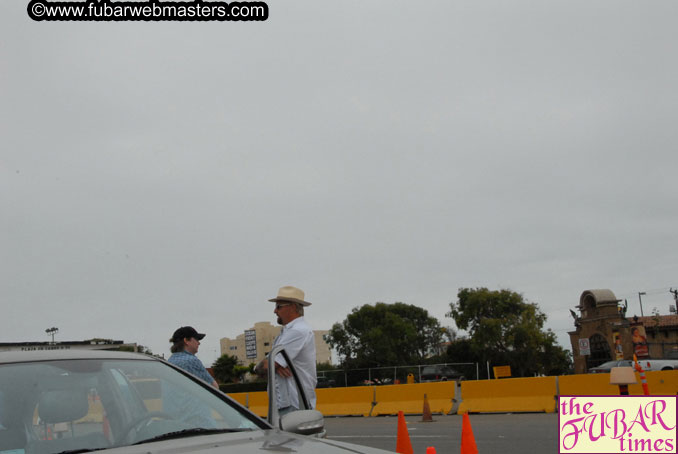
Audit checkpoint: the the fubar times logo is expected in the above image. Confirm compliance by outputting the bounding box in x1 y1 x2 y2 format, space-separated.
559 396 677 453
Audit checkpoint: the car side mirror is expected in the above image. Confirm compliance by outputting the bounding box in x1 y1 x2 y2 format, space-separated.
279 409 324 435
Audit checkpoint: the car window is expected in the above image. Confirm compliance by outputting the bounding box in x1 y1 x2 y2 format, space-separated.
0 358 263 454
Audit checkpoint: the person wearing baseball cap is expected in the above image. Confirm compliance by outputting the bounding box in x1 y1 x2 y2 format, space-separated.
168 326 218 388
255 286 317 415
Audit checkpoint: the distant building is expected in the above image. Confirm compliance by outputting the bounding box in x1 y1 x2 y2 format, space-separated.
220 321 332 365
568 289 678 374
0 339 138 352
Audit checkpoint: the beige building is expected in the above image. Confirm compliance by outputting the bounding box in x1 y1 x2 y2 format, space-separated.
220 321 332 366
568 289 678 374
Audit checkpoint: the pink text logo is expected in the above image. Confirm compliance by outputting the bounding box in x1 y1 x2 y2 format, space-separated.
559 396 677 453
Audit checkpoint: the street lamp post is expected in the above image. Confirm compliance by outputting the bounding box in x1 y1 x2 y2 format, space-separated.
638 292 646 317
45 327 59 344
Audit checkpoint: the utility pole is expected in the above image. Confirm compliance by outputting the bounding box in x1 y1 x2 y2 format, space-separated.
670 288 678 302
45 327 59 344
638 292 646 317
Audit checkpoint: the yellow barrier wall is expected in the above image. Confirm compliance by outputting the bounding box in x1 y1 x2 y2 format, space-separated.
226 391 269 418
458 376 557 414
559 373 641 396
246 391 269 418
223 371 675 418
230 387 375 417
559 370 678 396
76 397 104 423
645 370 678 394
372 382 455 416
227 392 249 408
143 398 162 412
316 386 374 416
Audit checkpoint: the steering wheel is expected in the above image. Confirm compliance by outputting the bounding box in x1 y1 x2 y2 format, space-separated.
118 411 174 442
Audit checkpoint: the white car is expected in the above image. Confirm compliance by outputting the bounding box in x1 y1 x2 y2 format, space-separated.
634 358 678 371
588 358 677 373
0 348 393 454
588 359 634 373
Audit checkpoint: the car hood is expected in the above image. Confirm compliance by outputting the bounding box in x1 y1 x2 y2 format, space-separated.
100 429 394 454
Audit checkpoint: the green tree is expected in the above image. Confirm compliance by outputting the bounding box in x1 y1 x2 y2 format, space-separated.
316 362 339 372
233 364 253 382
447 288 572 377
211 354 239 383
327 302 446 369
442 337 476 364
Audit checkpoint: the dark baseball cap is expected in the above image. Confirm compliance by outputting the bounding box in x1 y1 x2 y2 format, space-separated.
170 326 206 343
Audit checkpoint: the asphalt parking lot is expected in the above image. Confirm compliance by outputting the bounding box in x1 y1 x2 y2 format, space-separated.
324 413 559 453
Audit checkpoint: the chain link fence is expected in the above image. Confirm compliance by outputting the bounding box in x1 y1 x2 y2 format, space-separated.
317 362 478 387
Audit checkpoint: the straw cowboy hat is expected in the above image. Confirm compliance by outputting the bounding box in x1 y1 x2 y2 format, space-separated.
268 286 312 306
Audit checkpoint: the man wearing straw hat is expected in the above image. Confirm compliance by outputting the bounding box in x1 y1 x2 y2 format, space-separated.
255 286 317 415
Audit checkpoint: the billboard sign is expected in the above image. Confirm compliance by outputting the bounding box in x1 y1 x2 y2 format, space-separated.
245 329 257 359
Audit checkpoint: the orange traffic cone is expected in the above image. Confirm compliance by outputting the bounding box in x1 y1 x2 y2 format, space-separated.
633 354 650 396
422 393 433 422
396 411 414 454
426 447 437 454
461 412 478 454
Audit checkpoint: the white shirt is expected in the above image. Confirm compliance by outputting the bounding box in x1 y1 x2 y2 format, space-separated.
272 316 317 410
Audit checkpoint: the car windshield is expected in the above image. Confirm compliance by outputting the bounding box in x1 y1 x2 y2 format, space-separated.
0 358 263 454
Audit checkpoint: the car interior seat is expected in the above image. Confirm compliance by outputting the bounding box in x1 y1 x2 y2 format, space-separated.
0 389 28 453
26 389 109 454
0 419 28 453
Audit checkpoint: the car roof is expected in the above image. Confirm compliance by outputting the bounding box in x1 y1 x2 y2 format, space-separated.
592 361 615 367
594 360 628 367
0 349 159 364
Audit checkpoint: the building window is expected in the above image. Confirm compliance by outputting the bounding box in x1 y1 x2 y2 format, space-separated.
586 333 612 370
264 342 270 346
229 346 237 350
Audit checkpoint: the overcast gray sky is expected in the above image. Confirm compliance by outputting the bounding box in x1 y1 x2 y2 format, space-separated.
2 0 677 366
